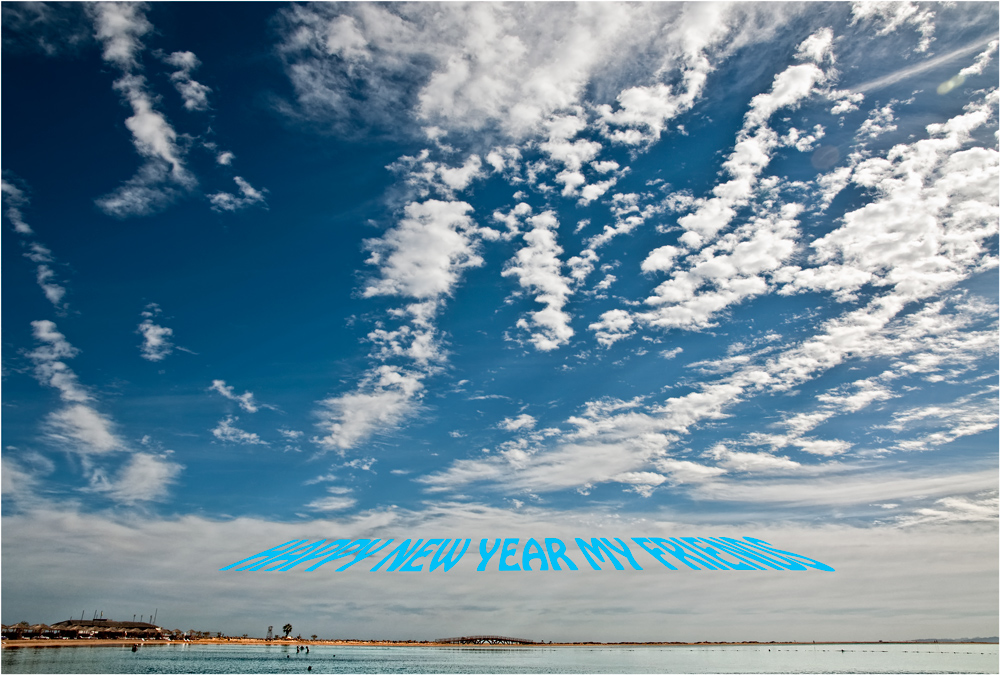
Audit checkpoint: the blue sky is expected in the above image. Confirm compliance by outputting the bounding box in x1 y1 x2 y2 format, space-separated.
2 2 998 642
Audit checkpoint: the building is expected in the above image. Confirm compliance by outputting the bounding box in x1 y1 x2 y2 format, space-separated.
48 618 166 639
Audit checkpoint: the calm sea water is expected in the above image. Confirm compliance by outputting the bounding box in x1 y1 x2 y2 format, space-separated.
2 643 997 674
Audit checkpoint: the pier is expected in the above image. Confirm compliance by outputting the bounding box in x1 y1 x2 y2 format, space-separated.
437 635 536 645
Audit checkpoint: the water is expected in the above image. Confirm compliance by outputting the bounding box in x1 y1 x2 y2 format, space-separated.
2 643 997 674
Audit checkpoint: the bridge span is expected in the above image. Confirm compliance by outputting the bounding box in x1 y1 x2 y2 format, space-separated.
437 635 536 645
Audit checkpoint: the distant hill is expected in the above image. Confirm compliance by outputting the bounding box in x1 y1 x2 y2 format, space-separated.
912 637 998 644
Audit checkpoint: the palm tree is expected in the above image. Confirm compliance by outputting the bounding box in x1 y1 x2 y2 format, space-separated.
282 624 293 638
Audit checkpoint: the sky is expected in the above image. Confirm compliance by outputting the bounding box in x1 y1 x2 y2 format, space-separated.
1 1 998 643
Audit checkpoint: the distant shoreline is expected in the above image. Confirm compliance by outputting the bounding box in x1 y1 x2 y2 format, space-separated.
4 638 995 649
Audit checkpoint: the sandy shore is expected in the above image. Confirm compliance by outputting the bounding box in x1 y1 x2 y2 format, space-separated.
4 638 987 649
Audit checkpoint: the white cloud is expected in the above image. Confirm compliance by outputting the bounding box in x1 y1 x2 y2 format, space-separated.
3 182 70 309
367 323 445 368
314 366 424 453
89 3 195 218
638 208 801 331
88 2 150 70
886 392 999 453
343 457 377 472
690 468 997 508
502 211 576 351
27 320 127 456
45 404 123 455
853 37 995 94
850 1 935 53
1 455 50 503
795 27 834 64
208 176 267 212
28 320 89 403
857 103 897 139
209 380 265 413
211 416 267 445
387 152 487 200
137 304 174 361
274 3 798 143
668 45 827 250
589 309 635 348
94 163 181 218
786 91 999 304
363 200 482 301
499 414 536 432
163 50 211 111
654 458 727 485
112 73 192 185
2 178 34 234
305 495 358 512
707 444 802 473
437 155 483 193
35 265 67 308
587 192 663 250
958 39 998 79
90 452 183 504
641 245 684 274
583 34 834 346
893 492 998 527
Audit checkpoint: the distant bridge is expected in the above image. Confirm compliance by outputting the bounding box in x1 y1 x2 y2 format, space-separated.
437 635 536 645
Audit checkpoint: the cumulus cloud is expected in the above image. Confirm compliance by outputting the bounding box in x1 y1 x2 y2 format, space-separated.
502 211 576 351
314 366 424 453
26 320 132 458
589 309 635 348
578 36 834 346
669 40 829 250
782 91 999 303
312 194 495 449
587 192 664 250
857 103 897 139
208 176 267 212
137 303 174 361
707 444 803 473
274 3 798 144
2 178 34 234
499 414 537 432
211 415 267 446
364 200 483 301
276 4 636 139
162 50 211 111
88 3 195 217
29 320 90 404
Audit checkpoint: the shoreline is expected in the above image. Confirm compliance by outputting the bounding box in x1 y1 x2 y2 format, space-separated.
4 638 994 649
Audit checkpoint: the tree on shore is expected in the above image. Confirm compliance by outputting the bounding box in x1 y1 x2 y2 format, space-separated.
283 624 293 638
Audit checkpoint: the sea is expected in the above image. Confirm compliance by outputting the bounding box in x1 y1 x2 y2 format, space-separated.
2 643 997 674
